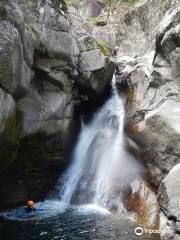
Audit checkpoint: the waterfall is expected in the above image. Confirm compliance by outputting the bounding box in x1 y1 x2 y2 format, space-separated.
51 75 140 212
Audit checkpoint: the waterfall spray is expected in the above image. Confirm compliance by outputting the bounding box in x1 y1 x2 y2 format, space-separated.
51 75 141 212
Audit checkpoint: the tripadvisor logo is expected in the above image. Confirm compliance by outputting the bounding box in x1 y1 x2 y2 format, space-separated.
135 227 144 236
135 226 174 236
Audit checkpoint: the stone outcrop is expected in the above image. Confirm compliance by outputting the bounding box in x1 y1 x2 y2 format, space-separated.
73 0 104 19
117 0 180 57
158 164 180 221
67 0 126 51
0 89 17 172
160 211 176 240
0 18 32 98
116 1 180 179
114 1 180 237
123 177 159 228
78 36 115 94
0 0 115 209
158 164 180 239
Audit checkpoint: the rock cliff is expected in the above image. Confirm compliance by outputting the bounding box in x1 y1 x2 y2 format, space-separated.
0 0 115 208
113 0 180 238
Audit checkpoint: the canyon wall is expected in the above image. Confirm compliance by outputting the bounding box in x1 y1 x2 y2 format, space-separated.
0 0 115 208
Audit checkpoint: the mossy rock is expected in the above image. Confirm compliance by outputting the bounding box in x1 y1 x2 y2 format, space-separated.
0 131 68 205
0 113 19 172
89 17 107 26
0 4 7 19
15 131 67 198
89 17 98 25
95 39 111 58
17 132 66 168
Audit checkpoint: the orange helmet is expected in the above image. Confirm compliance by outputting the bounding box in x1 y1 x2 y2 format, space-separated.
27 200 34 207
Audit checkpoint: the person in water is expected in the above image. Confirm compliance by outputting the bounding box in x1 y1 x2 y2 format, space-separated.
25 200 36 212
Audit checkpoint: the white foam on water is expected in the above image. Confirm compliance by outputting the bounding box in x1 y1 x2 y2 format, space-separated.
76 204 111 215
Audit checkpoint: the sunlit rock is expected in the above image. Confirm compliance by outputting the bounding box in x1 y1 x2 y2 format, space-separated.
123 178 159 228
158 164 180 221
159 211 176 240
78 36 115 94
0 21 33 98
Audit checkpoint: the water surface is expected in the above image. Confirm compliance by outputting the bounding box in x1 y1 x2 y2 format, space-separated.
0 201 158 240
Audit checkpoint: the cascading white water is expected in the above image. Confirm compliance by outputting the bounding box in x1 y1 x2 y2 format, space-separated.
52 75 140 211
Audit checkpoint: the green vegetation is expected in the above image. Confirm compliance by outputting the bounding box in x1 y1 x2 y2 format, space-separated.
15 131 66 197
89 17 98 25
0 113 19 169
95 39 111 58
89 17 107 26
4 114 19 149
0 3 7 17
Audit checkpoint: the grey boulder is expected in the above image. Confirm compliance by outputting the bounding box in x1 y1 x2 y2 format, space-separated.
0 21 32 97
79 36 115 94
158 164 180 221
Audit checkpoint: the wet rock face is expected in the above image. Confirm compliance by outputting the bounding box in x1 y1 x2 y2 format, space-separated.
123 178 159 228
0 131 67 209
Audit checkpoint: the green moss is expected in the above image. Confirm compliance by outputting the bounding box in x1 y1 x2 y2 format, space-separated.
4 113 19 146
17 132 66 180
11 131 67 196
0 113 19 169
89 17 98 24
0 4 7 18
88 17 107 26
95 39 111 58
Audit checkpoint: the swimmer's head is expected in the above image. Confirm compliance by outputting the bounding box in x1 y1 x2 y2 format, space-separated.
26 200 34 207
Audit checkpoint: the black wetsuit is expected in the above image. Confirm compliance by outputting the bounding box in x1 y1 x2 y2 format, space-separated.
25 207 36 213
